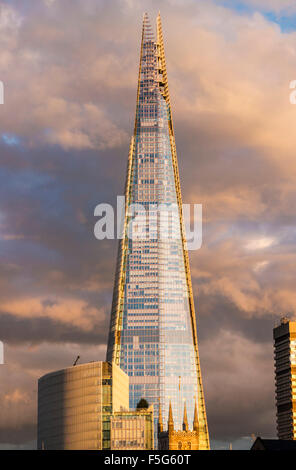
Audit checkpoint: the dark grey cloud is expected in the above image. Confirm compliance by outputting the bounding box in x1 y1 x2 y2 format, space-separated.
0 426 36 446
0 312 109 345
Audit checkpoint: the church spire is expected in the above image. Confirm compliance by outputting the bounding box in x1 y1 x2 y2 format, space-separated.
193 398 199 432
183 401 189 431
158 398 163 433
168 400 174 433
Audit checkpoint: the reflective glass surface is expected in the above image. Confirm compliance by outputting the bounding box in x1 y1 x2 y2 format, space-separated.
118 17 198 436
106 17 205 448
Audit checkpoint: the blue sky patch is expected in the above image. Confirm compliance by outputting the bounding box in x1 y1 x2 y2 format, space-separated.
215 0 296 32
2 133 21 146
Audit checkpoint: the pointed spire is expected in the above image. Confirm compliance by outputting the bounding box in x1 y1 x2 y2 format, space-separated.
193 398 199 432
156 13 171 106
158 398 163 434
168 400 174 433
142 11 154 42
183 401 189 431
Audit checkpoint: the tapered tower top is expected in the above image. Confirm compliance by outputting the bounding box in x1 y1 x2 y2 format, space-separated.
142 12 154 41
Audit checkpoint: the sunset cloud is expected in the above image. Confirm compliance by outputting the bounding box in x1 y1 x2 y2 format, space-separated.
1 296 107 330
245 237 276 250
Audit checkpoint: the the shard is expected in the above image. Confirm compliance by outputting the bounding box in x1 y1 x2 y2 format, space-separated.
106 13 210 449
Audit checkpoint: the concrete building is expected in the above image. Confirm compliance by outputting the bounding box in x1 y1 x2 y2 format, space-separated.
37 361 129 449
158 400 199 450
273 318 296 439
111 407 154 450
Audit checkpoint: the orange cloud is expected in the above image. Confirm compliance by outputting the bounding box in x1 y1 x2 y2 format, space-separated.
1 297 106 330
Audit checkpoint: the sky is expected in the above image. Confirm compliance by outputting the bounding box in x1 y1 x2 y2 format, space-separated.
0 0 296 450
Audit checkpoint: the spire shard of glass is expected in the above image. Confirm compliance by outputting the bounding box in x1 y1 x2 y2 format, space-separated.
106 13 210 450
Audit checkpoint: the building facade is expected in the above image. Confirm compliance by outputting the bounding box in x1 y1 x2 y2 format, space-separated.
273 318 296 439
111 407 154 450
37 361 129 450
158 401 199 450
106 13 209 449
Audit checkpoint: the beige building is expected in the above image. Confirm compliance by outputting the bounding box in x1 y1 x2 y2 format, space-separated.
273 318 296 439
37 361 129 450
111 407 154 450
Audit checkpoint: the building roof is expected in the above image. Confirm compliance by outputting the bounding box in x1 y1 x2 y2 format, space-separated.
251 437 296 451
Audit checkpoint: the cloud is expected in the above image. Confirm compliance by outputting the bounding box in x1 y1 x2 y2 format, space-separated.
1 296 107 330
44 0 56 7
201 329 276 440
0 312 108 345
245 237 276 250
34 101 128 150
253 260 269 272
4 389 30 405
0 342 106 445
0 1 131 150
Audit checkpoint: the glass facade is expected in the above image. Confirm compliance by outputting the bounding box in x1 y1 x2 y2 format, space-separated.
107 13 209 449
111 408 154 450
37 362 129 449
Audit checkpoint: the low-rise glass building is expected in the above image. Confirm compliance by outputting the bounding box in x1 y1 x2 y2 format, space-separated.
111 407 154 450
37 361 129 450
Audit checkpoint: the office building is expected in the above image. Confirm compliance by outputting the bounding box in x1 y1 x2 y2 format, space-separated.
273 318 296 439
111 407 154 450
106 12 209 449
37 361 129 449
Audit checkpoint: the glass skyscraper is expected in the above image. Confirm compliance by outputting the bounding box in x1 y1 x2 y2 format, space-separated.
107 13 209 450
